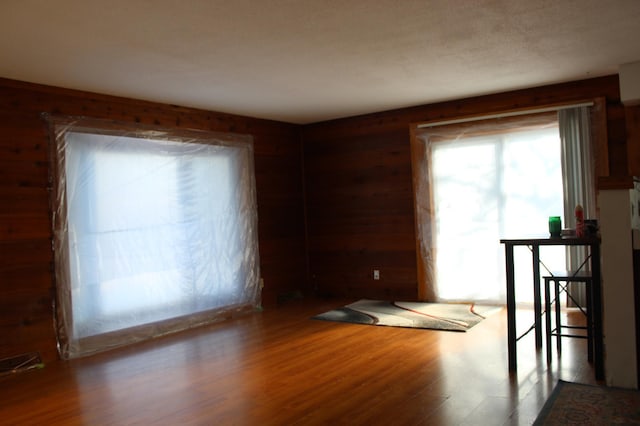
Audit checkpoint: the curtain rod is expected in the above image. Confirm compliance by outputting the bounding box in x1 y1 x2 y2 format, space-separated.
416 101 594 129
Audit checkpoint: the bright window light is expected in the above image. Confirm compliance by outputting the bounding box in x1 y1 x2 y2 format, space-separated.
50 120 261 358
432 127 565 303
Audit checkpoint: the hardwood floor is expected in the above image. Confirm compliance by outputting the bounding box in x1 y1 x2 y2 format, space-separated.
0 298 598 425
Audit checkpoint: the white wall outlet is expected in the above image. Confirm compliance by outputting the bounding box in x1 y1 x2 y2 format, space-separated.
373 269 380 280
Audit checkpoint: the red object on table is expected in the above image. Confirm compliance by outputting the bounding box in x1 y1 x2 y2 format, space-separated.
575 204 584 237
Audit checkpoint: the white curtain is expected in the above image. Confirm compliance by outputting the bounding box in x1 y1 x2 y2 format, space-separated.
559 106 595 304
560 106 596 227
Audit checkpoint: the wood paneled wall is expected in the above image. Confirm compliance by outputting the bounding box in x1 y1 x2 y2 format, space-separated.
301 75 627 300
0 78 306 363
303 129 417 300
626 105 640 176
2 74 634 362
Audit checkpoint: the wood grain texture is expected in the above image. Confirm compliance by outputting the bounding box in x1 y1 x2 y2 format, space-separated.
1 74 636 366
626 104 640 176
0 299 599 425
304 129 418 299
302 75 628 301
0 78 306 362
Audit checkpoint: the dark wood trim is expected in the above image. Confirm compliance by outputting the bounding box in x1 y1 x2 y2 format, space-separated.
598 175 635 190
634 248 640 388
592 97 610 178
626 104 640 176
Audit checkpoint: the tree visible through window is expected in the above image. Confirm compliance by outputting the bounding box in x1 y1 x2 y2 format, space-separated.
411 112 567 304
431 126 565 303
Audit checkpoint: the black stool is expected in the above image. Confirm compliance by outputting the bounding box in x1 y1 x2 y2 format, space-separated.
543 271 593 364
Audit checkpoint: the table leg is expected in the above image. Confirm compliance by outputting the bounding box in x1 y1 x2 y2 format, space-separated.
505 244 517 371
532 245 542 349
591 242 604 380
545 277 552 364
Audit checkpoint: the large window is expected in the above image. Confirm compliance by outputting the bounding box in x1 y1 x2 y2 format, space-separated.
411 105 598 304
50 118 261 358
430 126 565 302
411 112 575 304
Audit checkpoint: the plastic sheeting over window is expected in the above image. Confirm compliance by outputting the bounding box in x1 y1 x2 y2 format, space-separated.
411 112 565 304
47 116 261 358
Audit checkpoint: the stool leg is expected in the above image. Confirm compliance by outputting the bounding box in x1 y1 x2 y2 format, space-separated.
545 278 552 364
555 280 562 355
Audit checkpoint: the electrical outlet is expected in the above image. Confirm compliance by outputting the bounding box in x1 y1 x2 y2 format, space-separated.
373 269 380 280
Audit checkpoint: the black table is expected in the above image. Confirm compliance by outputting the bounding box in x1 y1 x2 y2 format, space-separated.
500 236 603 380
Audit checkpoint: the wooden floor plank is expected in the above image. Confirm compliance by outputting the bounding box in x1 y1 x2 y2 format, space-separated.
0 299 598 425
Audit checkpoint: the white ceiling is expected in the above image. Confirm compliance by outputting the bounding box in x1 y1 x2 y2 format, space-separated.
2 1 640 124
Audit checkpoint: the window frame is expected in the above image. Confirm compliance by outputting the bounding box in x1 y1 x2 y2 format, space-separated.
409 100 606 302
47 116 261 359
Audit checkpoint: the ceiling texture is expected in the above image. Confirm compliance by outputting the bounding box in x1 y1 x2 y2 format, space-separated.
2 0 640 124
